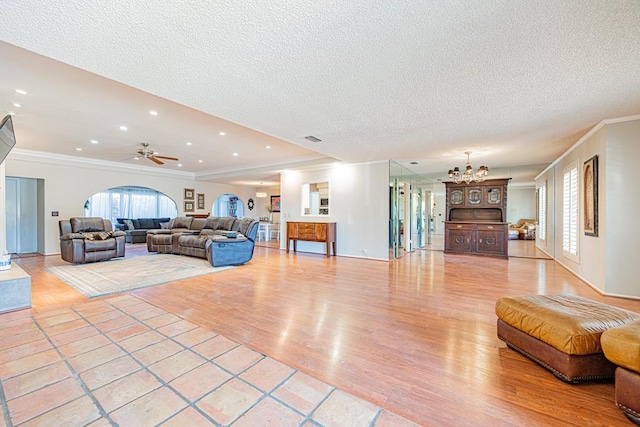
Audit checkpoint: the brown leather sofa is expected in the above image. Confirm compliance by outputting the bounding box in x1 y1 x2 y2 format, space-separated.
59 217 126 263
147 216 259 266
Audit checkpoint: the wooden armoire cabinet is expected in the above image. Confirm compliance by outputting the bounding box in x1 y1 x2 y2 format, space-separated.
444 178 510 259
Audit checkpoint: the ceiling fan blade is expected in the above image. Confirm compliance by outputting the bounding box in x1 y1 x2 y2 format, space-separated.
154 155 179 161
149 156 164 165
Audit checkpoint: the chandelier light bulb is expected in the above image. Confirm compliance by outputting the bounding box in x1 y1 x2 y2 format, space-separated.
448 151 489 184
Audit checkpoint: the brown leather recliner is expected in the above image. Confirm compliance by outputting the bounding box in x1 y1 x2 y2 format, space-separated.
59 217 126 263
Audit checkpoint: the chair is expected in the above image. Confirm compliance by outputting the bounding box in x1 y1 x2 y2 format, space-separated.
59 217 126 263
257 222 268 241
269 222 280 241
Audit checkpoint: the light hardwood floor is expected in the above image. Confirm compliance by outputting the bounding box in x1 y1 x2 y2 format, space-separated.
13 244 640 426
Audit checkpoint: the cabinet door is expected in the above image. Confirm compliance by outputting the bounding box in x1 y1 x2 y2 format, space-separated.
445 226 474 252
286 222 299 239
315 223 327 241
476 229 506 255
485 186 502 205
449 189 464 205
465 187 483 207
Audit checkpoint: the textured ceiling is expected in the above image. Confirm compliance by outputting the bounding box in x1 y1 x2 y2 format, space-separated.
1 1 640 185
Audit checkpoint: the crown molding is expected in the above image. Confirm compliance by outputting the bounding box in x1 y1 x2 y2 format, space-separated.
8 148 195 179
535 114 640 180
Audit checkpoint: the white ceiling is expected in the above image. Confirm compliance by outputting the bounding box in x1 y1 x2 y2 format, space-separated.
1 1 640 186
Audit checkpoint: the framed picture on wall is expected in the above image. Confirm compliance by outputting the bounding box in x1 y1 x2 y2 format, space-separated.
184 188 194 200
184 201 194 213
197 193 205 210
583 155 598 237
271 195 281 213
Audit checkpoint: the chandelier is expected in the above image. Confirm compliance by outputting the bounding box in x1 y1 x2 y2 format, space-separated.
448 151 489 184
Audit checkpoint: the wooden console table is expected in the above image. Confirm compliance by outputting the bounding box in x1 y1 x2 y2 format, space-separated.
286 221 336 257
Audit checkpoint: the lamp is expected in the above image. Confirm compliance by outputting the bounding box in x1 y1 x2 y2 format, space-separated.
256 192 267 198
448 151 489 184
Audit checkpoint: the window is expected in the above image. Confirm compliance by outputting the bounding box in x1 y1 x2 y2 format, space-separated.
537 183 547 241
562 165 578 257
84 186 177 222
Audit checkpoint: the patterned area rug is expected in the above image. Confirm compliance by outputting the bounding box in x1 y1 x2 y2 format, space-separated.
45 254 232 298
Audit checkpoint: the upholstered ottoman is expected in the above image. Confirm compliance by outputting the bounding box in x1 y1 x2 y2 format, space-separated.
496 294 640 383
602 320 640 425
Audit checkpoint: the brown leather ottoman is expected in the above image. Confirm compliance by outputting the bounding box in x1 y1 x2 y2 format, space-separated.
602 320 640 424
496 294 640 383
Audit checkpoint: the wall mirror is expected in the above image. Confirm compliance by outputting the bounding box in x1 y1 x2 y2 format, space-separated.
302 181 329 215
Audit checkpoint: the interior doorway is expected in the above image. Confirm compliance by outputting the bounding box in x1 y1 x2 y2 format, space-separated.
212 194 245 218
5 176 41 254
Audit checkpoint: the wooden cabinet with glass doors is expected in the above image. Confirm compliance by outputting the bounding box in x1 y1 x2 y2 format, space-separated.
444 179 510 258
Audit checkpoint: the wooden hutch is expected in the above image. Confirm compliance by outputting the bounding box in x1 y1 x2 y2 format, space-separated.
444 178 510 259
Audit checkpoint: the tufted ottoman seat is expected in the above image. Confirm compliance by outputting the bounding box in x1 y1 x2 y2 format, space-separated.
602 320 640 424
496 294 640 383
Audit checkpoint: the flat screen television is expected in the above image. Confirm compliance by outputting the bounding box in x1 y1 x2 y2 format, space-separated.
0 115 17 164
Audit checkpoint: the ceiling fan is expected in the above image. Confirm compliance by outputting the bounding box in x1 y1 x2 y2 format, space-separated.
133 142 179 165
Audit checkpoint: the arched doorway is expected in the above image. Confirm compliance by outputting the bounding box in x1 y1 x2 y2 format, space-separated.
84 186 178 223
212 194 245 218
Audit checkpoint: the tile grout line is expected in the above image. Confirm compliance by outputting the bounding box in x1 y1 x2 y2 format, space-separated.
116 297 374 426
81 300 224 426
31 316 115 426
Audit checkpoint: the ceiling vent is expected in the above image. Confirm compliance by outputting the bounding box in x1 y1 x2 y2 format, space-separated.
304 135 322 143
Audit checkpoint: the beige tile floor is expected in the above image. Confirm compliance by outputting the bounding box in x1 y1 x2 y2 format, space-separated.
0 295 419 426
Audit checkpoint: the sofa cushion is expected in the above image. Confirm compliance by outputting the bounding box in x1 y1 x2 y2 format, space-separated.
160 222 170 229
496 294 640 355
602 320 640 373
123 219 135 230
153 218 171 228
172 217 194 229
137 218 156 229
232 218 255 236
71 217 106 233
216 217 235 230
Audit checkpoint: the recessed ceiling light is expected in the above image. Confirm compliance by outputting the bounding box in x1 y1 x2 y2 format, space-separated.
76 148 82 151
149 111 158 116
186 142 192 146
119 125 128 131
90 140 98 144
178 164 183 167
12 103 21 108
198 160 203 163
219 132 226 136
134 156 140 160
232 153 239 157
266 146 271 149
8 111 15 116
14 89 27 95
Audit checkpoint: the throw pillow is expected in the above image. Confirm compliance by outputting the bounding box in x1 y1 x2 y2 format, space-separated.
123 219 135 230
80 232 95 240
93 232 111 240
173 217 193 229
160 222 170 229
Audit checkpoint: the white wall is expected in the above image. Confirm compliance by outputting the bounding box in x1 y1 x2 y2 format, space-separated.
605 120 640 297
506 186 536 224
6 151 253 255
280 161 389 260
536 117 640 298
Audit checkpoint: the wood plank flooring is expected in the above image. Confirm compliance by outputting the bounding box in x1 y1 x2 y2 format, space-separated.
12 245 640 426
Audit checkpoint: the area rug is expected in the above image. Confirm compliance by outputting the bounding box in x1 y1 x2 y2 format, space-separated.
45 254 232 298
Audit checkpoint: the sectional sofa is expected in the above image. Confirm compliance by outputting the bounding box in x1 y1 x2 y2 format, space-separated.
115 217 171 243
146 216 259 266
